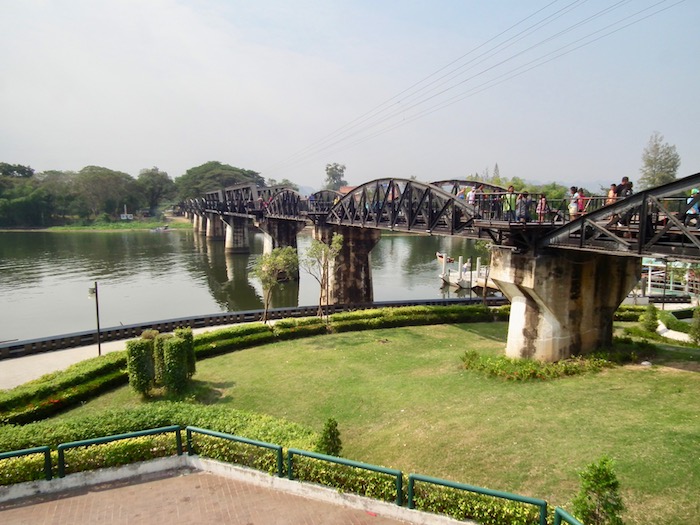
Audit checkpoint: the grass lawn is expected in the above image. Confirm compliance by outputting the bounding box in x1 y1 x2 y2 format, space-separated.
60 322 699 525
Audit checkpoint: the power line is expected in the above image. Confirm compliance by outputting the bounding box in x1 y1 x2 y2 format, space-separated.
262 1 685 176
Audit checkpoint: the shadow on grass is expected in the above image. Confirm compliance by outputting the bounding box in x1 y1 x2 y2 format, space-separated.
145 380 236 404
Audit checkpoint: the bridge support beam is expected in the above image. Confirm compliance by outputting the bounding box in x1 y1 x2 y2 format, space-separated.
257 219 306 254
206 213 225 240
222 217 251 253
490 247 641 362
314 225 381 305
196 213 208 235
256 218 306 279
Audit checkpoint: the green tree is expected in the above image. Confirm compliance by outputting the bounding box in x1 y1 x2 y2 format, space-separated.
74 166 141 218
572 456 626 525
641 303 658 333
137 167 176 215
36 170 79 221
639 131 681 189
690 307 700 346
174 161 263 200
301 233 343 320
0 162 34 178
251 246 299 323
323 163 348 191
315 418 342 457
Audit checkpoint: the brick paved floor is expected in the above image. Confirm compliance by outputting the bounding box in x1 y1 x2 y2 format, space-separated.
0 470 415 525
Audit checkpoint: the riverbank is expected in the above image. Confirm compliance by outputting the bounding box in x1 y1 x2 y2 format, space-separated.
0 215 192 233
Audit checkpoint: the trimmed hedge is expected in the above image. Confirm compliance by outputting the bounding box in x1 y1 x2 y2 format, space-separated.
0 352 126 413
126 338 154 396
412 483 542 525
0 369 127 425
272 317 328 340
0 403 317 484
163 335 190 394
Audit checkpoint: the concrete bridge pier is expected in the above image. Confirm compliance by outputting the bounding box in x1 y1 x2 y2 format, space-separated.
489 247 641 362
256 218 307 280
196 214 208 235
257 219 307 254
206 213 225 240
314 225 381 305
223 217 251 253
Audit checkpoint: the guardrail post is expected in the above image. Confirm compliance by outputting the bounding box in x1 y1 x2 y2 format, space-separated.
186 427 194 455
57 446 65 478
175 427 183 456
287 451 295 480
43 449 53 480
276 448 284 478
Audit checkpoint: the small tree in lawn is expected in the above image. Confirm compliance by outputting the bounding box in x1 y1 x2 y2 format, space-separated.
301 233 343 322
315 418 342 457
690 306 700 346
641 302 658 334
572 456 626 525
252 246 299 323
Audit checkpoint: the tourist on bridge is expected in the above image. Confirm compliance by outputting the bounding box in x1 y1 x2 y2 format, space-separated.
516 191 532 223
606 183 617 205
615 176 633 198
502 185 517 222
577 188 588 215
568 186 580 220
684 188 700 227
466 186 476 205
536 193 550 222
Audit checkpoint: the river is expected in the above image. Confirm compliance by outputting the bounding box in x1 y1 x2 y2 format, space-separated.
0 229 488 342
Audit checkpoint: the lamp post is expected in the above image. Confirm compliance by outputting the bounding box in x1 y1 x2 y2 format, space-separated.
88 281 102 356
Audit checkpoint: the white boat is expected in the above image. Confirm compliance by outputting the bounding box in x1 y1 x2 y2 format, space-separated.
437 253 497 291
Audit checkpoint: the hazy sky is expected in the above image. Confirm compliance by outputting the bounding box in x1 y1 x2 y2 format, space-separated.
1 0 697 191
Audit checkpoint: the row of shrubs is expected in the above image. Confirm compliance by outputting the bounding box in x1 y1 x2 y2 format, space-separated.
0 404 546 525
460 335 658 381
0 304 655 425
127 327 196 396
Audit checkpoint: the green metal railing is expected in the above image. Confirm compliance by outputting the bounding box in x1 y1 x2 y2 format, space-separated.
553 507 584 525
185 426 284 478
407 473 548 525
56 425 182 478
1 427 589 525
287 448 404 506
0 446 52 481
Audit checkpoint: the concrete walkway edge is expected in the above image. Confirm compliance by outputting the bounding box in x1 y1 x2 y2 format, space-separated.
1 455 472 525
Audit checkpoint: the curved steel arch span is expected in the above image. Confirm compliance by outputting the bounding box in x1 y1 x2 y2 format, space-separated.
264 188 306 221
430 179 508 195
537 171 700 260
324 178 479 235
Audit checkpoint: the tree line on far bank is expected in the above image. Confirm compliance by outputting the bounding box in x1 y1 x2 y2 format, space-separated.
0 161 268 227
0 132 681 227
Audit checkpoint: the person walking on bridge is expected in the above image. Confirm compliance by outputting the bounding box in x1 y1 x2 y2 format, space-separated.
685 188 700 227
502 185 517 222
568 186 580 220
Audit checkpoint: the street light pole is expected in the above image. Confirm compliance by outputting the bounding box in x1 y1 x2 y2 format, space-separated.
89 281 102 356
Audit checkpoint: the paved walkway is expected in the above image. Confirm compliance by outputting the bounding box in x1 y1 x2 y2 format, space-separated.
0 470 422 525
0 324 246 390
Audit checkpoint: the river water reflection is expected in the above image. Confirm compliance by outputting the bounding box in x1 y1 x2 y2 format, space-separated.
0 229 488 342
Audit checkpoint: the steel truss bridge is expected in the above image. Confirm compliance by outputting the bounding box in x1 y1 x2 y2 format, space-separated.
183 172 700 262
